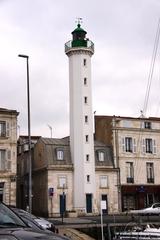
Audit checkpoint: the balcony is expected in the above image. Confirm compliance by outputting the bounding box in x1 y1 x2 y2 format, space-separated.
65 40 94 54
147 178 154 183
127 177 134 183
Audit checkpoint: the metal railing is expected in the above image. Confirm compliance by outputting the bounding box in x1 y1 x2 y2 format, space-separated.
65 40 94 53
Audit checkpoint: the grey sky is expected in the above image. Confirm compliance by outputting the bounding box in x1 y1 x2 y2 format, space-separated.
1 0 160 137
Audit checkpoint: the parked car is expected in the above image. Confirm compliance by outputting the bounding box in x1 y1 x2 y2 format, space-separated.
129 203 160 215
10 206 55 232
0 202 66 240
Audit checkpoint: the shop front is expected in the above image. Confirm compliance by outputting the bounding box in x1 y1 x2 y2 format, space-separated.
121 185 160 212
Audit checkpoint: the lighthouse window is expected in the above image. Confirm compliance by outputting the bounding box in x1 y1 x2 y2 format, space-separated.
85 135 89 142
86 154 89 162
84 78 87 85
87 175 90 183
84 96 88 104
83 58 87 66
85 115 88 123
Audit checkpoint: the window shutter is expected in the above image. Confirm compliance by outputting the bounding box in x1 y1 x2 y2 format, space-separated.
133 138 136 153
6 149 11 170
142 139 146 154
153 139 157 154
6 122 10 137
122 138 125 152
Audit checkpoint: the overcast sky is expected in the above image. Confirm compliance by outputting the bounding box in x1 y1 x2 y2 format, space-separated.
1 0 160 138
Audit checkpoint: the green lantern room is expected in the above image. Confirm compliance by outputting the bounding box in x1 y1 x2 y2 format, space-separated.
71 24 87 47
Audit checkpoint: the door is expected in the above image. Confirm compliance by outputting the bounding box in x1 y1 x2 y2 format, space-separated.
0 182 4 202
60 194 66 216
86 194 92 213
102 194 108 214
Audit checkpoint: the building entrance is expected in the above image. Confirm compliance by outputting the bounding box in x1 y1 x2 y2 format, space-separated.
86 194 92 213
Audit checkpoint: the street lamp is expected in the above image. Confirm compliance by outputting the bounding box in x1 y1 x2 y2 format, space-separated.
18 54 32 213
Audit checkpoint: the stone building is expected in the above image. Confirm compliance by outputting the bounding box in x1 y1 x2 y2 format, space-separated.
17 136 119 217
17 135 41 209
95 115 160 212
0 107 19 205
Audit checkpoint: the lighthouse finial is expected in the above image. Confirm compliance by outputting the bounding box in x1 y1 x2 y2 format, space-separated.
76 17 83 27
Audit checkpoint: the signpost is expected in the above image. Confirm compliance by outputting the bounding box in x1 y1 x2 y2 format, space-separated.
101 200 107 240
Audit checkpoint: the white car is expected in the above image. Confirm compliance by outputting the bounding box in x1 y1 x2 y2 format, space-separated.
129 203 160 215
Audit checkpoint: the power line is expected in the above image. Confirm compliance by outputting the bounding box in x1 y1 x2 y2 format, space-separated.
143 18 160 116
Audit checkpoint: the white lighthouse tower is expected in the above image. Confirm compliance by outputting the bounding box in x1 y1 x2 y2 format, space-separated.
65 22 96 214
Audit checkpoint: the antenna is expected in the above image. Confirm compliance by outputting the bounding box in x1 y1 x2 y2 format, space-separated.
47 124 53 138
76 17 83 25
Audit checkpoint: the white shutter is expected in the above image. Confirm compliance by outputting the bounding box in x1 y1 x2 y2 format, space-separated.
153 139 157 154
6 122 10 137
6 149 11 170
133 138 136 153
122 138 125 152
142 139 146 154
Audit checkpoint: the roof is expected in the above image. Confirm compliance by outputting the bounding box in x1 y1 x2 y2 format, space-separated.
71 24 87 34
40 137 69 146
95 115 160 122
0 107 19 115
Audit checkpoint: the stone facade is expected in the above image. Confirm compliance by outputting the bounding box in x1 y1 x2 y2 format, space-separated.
95 115 160 212
17 136 119 216
0 108 19 206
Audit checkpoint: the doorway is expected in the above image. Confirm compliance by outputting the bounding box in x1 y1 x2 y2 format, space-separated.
60 194 66 216
102 194 108 214
86 194 92 213
0 182 4 202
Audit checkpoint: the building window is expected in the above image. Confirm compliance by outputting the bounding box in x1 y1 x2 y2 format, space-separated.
85 135 89 143
125 137 133 152
86 154 89 162
144 122 151 129
83 59 87 66
122 137 136 153
146 139 152 153
84 96 88 104
97 151 105 162
0 150 6 170
100 176 108 188
142 138 156 154
84 77 87 85
126 162 134 183
87 175 90 183
56 149 64 160
85 115 88 123
0 122 6 137
146 162 154 183
58 176 67 188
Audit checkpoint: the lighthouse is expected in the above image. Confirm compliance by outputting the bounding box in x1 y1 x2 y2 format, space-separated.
65 22 96 214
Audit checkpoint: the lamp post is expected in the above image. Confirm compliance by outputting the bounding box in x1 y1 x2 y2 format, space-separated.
18 54 32 213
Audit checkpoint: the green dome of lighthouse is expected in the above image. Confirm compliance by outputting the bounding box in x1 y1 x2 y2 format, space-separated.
71 24 87 47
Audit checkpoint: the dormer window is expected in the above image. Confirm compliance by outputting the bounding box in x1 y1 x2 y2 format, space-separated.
97 151 105 162
56 149 64 160
144 122 151 129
